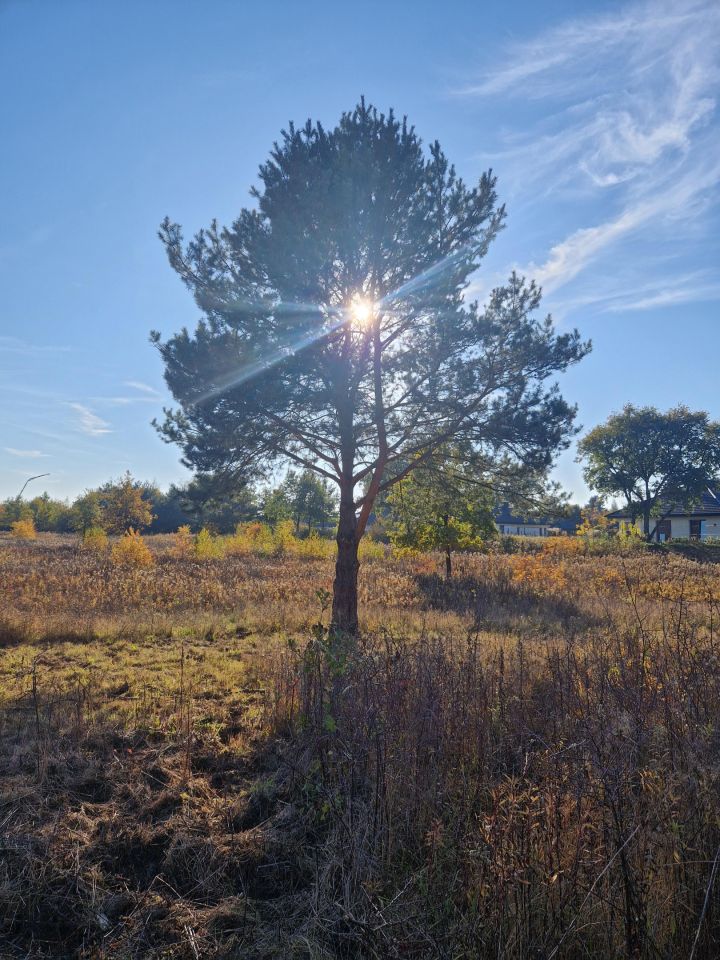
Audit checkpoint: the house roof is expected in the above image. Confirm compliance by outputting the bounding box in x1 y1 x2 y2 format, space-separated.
607 486 720 520
495 502 547 526
494 502 579 531
553 515 582 533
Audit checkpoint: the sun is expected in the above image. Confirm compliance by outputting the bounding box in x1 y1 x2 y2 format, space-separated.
349 295 374 326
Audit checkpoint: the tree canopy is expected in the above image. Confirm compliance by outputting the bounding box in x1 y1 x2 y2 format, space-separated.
154 99 589 631
263 469 336 532
97 472 155 535
578 404 720 538
385 451 496 579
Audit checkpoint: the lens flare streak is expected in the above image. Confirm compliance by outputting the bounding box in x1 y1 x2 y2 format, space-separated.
193 242 479 405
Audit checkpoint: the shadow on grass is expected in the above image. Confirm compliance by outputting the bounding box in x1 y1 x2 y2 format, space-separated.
0 619 99 648
415 573 589 628
657 541 720 564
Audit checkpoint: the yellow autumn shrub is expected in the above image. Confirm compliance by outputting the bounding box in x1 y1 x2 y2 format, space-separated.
194 527 225 560
81 526 108 553
295 529 334 559
226 521 275 556
541 536 584 556
358 537 385 561
272 519 297 555
111 528 154 567
11 518 36 540
172 524 194 559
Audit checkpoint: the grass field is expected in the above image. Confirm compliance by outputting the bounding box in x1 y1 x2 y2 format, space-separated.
2 534 720 958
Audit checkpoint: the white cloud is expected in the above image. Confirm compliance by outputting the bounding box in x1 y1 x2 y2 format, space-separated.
88 381 162 407
68 403 112 436
89 395 158 407
537 268 720 321
531 157 720 293
4 447 48 458
459 2 712 104
124 380 161 396
0 336 71 355
607 283 720 312
460 0 720 298
93 397 134 406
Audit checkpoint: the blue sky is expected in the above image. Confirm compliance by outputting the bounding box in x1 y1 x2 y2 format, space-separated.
1 0 718 502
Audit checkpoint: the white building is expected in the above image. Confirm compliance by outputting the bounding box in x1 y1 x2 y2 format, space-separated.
607 488 720 542
495 502 556 537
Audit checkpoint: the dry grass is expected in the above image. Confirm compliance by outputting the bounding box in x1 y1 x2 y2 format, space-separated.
0 532 434 643
2 534 720 957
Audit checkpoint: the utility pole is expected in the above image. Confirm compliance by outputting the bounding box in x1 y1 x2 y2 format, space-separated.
16 473 50 500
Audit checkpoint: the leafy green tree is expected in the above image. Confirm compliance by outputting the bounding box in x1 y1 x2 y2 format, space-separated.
293 470 336 532
97 472 154 534
70 491 104 534
28 493 73 532
386 455 496 578
585 494 606 514
148 484 194 533
578 405 720 539
261 484 293 526
483 465 573 526
154 99 589 633
262 470 336 532
0 497 32 529
176 473 256 533
1 493 72 532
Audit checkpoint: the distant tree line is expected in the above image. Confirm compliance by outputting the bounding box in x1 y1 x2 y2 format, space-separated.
6 404 713 550
0 468 337 536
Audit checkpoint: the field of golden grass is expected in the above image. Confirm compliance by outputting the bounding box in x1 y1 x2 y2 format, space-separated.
2 533 720 958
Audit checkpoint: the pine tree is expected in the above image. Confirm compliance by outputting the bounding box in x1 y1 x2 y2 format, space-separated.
154 100 589 633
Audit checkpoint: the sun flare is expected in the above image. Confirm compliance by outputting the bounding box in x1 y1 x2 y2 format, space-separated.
349 296 374 326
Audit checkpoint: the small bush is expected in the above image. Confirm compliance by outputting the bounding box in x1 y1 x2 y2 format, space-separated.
227 520 335 558
358 537 385 561
171 524 194 559
226 521 275 556
541 536 585 556
11 517 36 540
295 529 334 559
81 527 108 553
272 519 297 555
111 528 154 567
195 527 225 560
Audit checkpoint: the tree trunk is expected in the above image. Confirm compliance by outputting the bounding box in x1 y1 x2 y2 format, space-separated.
331 485 359 636
443 514 452 580
642 503 651 540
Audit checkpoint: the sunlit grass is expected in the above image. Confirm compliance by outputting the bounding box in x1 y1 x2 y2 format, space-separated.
4 533 720 955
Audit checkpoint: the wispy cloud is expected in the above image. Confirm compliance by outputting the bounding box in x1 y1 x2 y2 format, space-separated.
88 381 162 407
4 447 48 459
457 4 709 102
67 403 112 436
532 157 720 293
89 395 158 407
535 270 720 321
0 336 71 355
460 0 720 302
124 380 161 397
604 274 720 312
